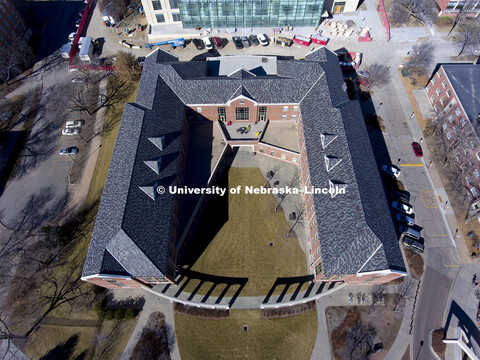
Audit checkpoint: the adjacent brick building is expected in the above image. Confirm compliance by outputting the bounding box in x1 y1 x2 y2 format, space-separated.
0 0 30 48
435 0 480 16
82 47 406 290
425 64 480 199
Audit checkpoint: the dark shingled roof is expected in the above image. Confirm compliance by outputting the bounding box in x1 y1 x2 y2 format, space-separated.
82 46 405 280
442 64 480 124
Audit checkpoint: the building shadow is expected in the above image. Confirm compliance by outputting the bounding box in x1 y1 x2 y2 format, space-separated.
444 300 480 350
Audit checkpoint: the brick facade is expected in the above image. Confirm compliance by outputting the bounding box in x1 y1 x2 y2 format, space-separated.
425 66 480 199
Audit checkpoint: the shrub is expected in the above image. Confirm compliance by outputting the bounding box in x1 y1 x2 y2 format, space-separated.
115 308 126 320
125 308 136 319
94 302 105 320
92 285 106 295
105 309 115 320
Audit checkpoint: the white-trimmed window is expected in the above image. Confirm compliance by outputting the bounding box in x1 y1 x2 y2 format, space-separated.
432 77 436 85
293 106 298 111
475 169 480 178
436 88 441 95
426 85 430 92
282 115 287 120
466 175 472 184
465 148 470 155
172 13 182 21
196 107 202 113
442 80 447 88
270 151 275 156
471 140 477 148
152 0 162 10
442 123 447 130
460 118 466 127
476 151 480 161
455 108 461 116
291 114 296 119
470 158 475 166
446 89 452 97
434 104 439 112
155 14 165 22
283 106 288 111
437 70 442 78
448 115 454 123
471 187 478 197
281 154 286 160
292 157 297 163
430 95 435 102
447 132 452 140
440 97 445 105
453 125 458 133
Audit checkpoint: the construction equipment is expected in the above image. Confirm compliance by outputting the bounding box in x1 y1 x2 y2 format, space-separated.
145 38 185 50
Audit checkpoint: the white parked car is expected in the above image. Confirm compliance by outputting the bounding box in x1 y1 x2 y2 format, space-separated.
257 33 269 46
59 147 78 155
392 201 413 215
203 37 213 50
382 165 401 178
62 128 80 136
65 120 83 128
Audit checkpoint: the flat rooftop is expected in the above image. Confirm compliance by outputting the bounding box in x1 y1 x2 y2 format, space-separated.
207 55 278 76
260 121 299 153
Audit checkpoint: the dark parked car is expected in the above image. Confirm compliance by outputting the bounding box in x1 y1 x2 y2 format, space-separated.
232 36 243 49
389 190 411 203
249 34 259 46
210 36 224 49
412 142 423 157
192 38 205 50
240 36 250 48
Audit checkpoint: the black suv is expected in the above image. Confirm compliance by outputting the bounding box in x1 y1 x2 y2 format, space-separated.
192 38 205 50
249 34 259 46
232 36 243 49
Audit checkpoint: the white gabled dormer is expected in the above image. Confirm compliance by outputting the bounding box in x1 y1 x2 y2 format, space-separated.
321 133 338 149
144 157 162 175
139 182 159 200
329 180 347 198
324 155 342 172
148 135 165 151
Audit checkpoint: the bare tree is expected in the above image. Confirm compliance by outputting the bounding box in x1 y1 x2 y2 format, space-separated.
364 64 391 89
97 0 128 22
344 319 376 360
274 172 299 212
0 44 35 85
455 21 480 56
115 51 142 83
286 202 305 238
404 42 436 77
448 0 478 35
389 0 437 26
392 278 415 311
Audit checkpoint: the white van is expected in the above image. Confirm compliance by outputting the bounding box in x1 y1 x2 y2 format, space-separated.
203 37 213 50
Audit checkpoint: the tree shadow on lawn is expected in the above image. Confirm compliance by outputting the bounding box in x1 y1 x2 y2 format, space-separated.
39 333 87 360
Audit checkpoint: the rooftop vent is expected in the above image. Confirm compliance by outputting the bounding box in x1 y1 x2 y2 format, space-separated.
148 135 165 151
320 133 338 149
262 57 269 63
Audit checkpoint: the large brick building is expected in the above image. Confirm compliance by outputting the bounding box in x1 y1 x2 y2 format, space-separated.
82 47 406 289
425 64 480 199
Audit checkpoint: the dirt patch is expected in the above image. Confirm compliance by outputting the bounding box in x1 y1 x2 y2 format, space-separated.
262 301 316 319
402 345 410 360
432 328 446 360
326 304 403 360
174 303 230 319
404 249 424 280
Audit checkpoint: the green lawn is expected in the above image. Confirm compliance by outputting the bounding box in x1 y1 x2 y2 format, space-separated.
175 309 318 360
85 77 139 206
180 167 309 297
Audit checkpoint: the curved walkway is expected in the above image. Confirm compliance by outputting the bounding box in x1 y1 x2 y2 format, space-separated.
146 279 346 310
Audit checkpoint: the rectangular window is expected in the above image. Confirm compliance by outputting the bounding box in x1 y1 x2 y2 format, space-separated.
460 118 466 127
432 78 436 85
152 0 162 10
446 89 451 97
155 13 165 22
291 114 297 119
430 95 435 102
437 70 442 78
453 125 458 133
270 151 275 156
462 164 467 172
442 123 447 130
217 107 226 120
470 158 475 166
471 140 477 148
196 107 202 113
169 0 179 8
447 132 452 140
476 151 480 161
440 97 445 105
283 106 288 111
259 148 264 153
292 157 297 163
434 104 438 112
465 148 470 155
426 85 430 92
235 107 249 121
466 176 472 184
172 13 182 21
448 115 454 123
442 80 447 88
471 188 478 197
436 88 441 95
293 106 298 111
475 169 480 178
281 115 287 120
455 108 461 116
258 106 267 121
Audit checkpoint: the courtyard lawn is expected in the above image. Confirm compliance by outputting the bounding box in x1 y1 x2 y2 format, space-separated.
180 167 309 297
175 309 318 360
